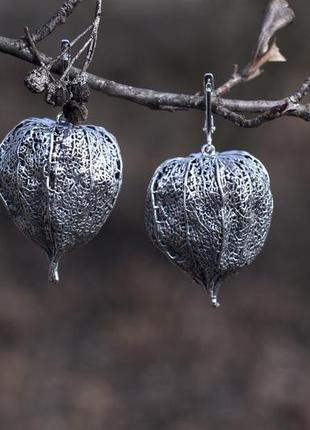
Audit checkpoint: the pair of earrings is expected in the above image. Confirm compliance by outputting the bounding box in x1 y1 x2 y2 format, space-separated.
0 73 273 307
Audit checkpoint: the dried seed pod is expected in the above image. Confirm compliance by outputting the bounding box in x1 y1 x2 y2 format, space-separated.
69 74 91 103
145 150 273 306
63 100 88 125
24 67 50 94
0 117 122 283
45 81 70 106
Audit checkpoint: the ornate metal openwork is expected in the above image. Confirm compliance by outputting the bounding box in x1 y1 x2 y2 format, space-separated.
0 116 122 283
145 74 273 307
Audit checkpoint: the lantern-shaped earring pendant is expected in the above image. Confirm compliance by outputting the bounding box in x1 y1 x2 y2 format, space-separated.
0 38 123 283
145 73 273 307
0 117 122 283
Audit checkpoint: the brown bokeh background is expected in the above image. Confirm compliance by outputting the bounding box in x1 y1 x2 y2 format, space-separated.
0 0 310 429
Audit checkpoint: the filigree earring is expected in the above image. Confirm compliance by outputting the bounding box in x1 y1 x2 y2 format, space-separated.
0 39 123 284
145 73 273 307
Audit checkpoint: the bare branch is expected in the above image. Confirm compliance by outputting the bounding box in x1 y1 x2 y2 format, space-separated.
23 0 83 46
61 38 92 80
82 0 102 72
0 0 308 129
215 102 289 128
0 34 309 128
215 65 243 97
24 27 45 67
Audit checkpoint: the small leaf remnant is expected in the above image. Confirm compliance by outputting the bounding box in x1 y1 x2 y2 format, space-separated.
215 0 295 96
243 0 295 78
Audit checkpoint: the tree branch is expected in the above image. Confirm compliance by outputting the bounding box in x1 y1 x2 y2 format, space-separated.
19 0 83 47
0 0 309 128
1 33 310 127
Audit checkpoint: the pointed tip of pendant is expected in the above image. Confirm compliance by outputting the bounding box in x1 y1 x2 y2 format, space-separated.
48 257 60 285
208 283 221 308
211 296 220 308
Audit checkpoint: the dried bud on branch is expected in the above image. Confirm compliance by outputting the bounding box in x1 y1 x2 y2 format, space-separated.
69 74 91 103
63 100 88 125
24 67 50 94
45 81 70 106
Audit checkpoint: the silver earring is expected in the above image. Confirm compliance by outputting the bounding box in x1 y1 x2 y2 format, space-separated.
145 73 273 307
0 40 123 284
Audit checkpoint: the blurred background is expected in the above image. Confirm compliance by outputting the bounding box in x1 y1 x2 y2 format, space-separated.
0 0 310 429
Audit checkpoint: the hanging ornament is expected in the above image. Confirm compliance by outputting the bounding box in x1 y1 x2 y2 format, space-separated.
0 39 123 283
145 73 273 307
0 115 122 284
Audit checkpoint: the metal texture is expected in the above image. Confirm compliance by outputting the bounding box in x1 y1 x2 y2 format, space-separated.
145 150 273 307
203 73 215 153
0 116 122 283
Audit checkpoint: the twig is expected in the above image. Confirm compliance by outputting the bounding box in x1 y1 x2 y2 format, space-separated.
50 24 94 71
289 76 310 103
215 101 290 128
61 38 92 80
24 27 45 67
82 0 102 72
215 65 243 97
20 0 83 47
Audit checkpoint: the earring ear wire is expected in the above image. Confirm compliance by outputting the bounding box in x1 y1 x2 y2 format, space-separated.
145 72 274 307
202 73 216 155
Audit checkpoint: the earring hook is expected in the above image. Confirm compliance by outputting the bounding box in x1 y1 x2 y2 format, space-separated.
202 73 216 154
